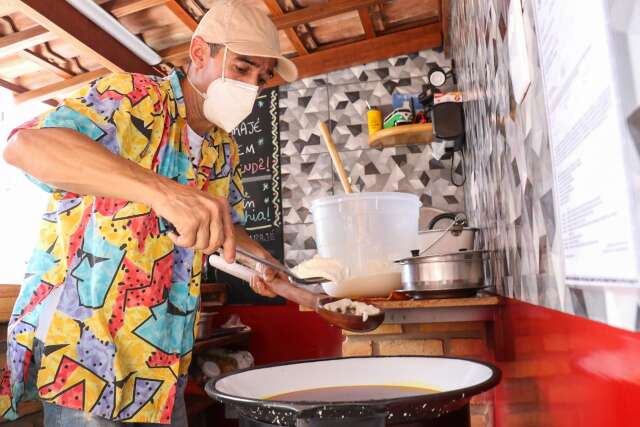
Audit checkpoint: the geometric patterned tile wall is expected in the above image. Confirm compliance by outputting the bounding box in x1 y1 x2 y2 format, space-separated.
452 0 640 330
279 49 466 267
451 0 615 323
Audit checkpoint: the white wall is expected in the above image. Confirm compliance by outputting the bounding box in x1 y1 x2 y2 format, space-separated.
0 90 52 284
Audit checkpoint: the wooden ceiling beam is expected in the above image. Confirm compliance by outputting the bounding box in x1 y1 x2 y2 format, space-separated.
440 0 451 57
0 26 55 58
358 6 376 38
17 49 74 78
370 4 385 32
0 2 17 17
105 0 200 32
378 16 440 35
165 0 198 32
161 23 442 81
102 0 169 18
0 77 57 107
272 0 384 29
14 0 157 75
14 67 109 105
285 28 309 55
262 0 308 55
0 1 168 60
269 23 442 86
160 41 190 64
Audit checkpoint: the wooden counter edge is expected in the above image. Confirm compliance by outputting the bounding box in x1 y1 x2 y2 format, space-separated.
299 294 502 312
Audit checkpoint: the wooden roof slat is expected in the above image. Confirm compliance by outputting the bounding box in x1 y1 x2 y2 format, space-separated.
165 0 198 32
285 28 309 55
160 23 442 85
14 67 109 104
370 4 385 32
103 0 169 18
263 0 308 55
378 16 439 35
14 0 158 75
17 49 74 78
358 6 376 39
272 0 383 29
440 0 450 57
159 41 189 64
0 2 17 17
272 23 441 85
0 77 57 106
0 26 55 58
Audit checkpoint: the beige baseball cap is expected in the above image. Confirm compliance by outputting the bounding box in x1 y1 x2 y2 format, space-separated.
193 0 298 82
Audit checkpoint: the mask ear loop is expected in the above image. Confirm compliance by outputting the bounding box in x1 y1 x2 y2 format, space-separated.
186 45 228 100
221 46 228 82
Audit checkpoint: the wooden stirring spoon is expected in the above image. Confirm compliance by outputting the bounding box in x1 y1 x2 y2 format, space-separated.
208 254 384 333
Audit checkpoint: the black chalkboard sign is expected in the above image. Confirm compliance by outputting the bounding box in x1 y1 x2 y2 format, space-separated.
205 87 285 305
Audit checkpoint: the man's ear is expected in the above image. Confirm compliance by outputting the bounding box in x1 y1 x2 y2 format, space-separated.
189 36 211 70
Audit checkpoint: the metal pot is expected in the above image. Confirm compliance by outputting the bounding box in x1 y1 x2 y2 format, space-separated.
395 251 485 297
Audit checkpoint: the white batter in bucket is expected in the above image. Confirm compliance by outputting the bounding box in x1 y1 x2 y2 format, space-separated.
294 256 401 298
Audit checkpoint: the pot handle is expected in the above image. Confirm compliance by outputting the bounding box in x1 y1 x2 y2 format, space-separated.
427 212 467 230
420 213 468 256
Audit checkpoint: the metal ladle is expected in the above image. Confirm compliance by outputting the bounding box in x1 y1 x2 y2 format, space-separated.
208 254 385 333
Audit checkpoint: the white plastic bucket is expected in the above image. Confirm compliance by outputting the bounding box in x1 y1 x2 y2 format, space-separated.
310 192 420 286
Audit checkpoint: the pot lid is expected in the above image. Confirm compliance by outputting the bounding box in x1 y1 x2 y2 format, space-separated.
395 250 487 264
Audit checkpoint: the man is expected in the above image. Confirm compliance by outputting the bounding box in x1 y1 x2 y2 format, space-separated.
0 0 297 425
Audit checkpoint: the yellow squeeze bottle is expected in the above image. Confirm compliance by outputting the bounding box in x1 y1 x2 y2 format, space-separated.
367 102 383 135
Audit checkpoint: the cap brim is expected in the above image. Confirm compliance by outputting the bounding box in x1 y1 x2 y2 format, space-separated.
226 42 298 83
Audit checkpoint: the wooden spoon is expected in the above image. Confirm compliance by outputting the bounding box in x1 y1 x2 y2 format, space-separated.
208 254 384 332
318 121 353 194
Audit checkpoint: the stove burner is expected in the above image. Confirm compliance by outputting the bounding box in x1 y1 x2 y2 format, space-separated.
396 288 484 300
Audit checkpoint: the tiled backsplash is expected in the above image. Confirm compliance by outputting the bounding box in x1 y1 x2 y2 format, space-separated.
278 50 466 267
451 0 639 329
451 0 562 305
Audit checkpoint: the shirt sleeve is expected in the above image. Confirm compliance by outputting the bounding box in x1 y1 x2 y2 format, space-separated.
227 138 246 225
7 72 162 193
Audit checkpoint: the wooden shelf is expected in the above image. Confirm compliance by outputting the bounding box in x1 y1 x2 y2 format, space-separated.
369 294 501 309
193 328 251 352
299 293 501 315
201 283 227 294
368 123 433 148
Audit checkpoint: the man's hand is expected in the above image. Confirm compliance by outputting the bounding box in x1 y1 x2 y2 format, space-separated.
152 180 236 262
249 251 288 298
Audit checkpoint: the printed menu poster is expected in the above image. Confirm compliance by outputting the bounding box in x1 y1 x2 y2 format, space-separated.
533 0 640 286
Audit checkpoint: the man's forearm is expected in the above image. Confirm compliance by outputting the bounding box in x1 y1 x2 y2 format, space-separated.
5 127 238 258
3 128 172 206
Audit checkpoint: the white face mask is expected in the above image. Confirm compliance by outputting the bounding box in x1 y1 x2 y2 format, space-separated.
188 47 259 132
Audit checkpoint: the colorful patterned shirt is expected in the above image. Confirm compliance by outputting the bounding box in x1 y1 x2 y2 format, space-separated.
0 70 245 423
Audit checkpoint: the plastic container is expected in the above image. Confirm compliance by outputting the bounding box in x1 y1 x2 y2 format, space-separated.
310 192 420 296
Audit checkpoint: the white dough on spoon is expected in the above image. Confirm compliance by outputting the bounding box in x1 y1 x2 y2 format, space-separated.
322 298 381 321
292 256 349 284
